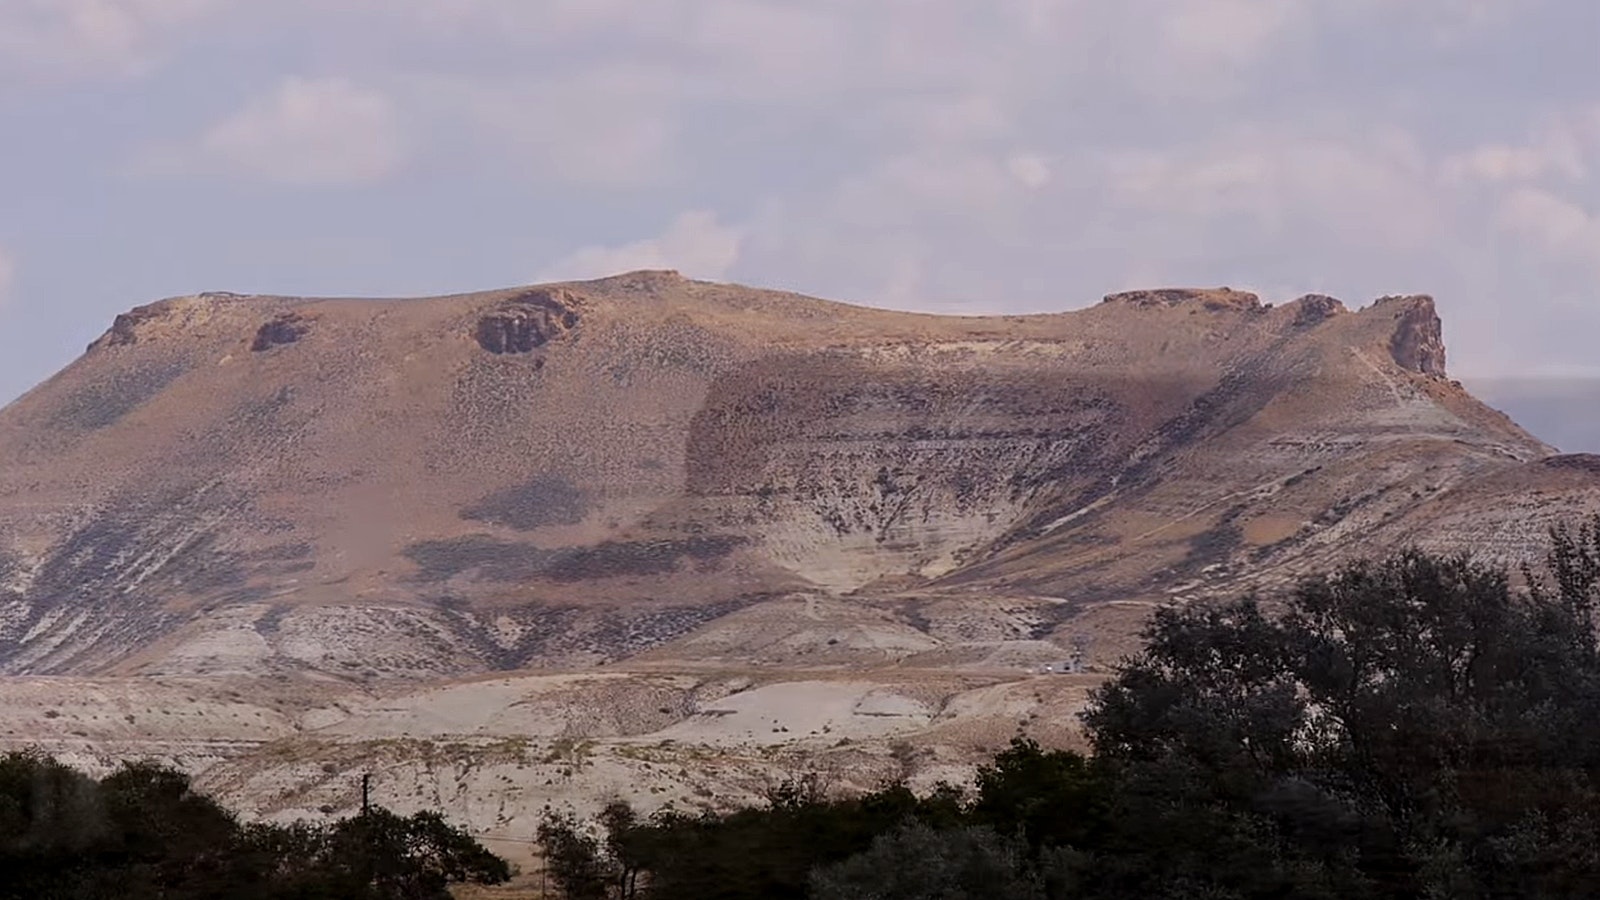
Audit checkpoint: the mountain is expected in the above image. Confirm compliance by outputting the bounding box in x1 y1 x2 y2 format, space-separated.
1 272 1596 681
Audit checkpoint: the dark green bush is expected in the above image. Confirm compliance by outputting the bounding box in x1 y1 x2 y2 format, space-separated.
0 755 508 900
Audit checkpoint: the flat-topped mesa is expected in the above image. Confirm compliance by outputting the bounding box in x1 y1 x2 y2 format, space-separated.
1101 287 1263 312
2 269 1580 681
1374 294 1447 378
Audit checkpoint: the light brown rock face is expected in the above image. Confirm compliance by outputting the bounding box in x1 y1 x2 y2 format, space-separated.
0 273 1593 679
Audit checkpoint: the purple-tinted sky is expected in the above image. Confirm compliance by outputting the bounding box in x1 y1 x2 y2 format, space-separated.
3 0 1599 404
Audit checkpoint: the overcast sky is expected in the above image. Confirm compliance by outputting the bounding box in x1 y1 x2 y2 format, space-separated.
2 0 1599 404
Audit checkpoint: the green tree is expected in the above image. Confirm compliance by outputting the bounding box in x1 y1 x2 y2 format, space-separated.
0 751 108 899
538 810 616 900
311 807 512 898
537 778 968 900
810 823 1045 900
0 753 509 900
99 761 241 896
971 737 1106 853
1081 534 1600 899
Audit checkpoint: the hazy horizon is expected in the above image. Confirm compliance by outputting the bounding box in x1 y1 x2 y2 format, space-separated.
1465 376 1600 454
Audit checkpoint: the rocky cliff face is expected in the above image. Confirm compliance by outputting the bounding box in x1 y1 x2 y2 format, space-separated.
0 274 1591 679
1381 294 1449 377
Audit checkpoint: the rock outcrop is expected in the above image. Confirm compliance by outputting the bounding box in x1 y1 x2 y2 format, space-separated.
89 302 172 350
251 313 311 352
1101 287 1263 311
1292 294 1346 327
1379 294 1448 377
473 288 583 355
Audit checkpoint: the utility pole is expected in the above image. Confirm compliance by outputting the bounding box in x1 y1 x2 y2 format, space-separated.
361 772 372 815
1069 633 1093 674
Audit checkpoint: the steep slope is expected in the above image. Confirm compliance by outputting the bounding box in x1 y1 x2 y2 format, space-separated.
0 272 1592 677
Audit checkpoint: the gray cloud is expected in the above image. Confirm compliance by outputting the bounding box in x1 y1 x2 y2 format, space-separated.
536 211 744 283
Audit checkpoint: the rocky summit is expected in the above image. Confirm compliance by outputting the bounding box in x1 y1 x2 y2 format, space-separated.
0 272 1595 680
5 271 1600 856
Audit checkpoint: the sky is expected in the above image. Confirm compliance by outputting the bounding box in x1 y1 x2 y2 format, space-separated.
2 0 1600 407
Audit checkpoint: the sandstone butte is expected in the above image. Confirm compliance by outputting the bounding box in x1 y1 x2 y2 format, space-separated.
0 271 1596 856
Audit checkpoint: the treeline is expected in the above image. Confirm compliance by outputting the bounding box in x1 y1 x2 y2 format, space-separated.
541 519 1600 900
0 755 509 899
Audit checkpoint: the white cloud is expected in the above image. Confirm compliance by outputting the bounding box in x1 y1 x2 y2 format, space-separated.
884 93 1014 146
729 142 1075 314
536 211 744 283
0 0 222 81
1441 109 1598 186
250 0 1358 193
371 0 646 40
1497 188 1600 264
1106 127 1440 249
1007 153 1053 190
870 154 1028 216
1442 142 1586 185
394 1 1042 188
195 77 407 185
1417 0 1541 43
418 67 678 188
1157 0 1302 68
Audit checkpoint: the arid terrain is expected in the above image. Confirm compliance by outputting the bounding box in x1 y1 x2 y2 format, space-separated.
2 271 1598 862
